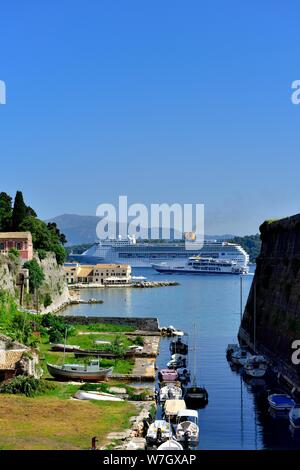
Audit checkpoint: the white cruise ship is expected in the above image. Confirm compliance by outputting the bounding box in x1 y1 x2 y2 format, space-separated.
70 236 250 269
152 257 248 275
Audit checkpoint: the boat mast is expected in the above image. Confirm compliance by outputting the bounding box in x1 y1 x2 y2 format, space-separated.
63 328 67 365
192 323 196 386
253 281 257 353
240 275 243 321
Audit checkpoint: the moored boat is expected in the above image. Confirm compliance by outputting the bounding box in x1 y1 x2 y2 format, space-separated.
289 404 300 428
268 394 296 411
176 409 199 444
157 438 183 450
160 384 182 403
231 348 252 367
243 355 268 378
184 385 208 409
146 420 172 447
164 399 186 422
47 359 113 381
226 344 239 361
167 354 187 369
170 338 188 355
159 368 179 382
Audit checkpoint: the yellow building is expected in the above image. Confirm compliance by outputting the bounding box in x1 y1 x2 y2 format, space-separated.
64 263 131 285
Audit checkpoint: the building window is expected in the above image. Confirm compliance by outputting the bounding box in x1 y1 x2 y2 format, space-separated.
0 243 4 250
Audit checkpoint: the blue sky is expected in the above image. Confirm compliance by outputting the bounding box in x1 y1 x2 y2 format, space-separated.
0 0 300 235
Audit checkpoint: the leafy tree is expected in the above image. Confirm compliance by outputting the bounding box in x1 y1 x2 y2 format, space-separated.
47 222 67 245
23 259 45 293
12 191 27 230
0 192 12 231
20 216 66 264
43 293 52 308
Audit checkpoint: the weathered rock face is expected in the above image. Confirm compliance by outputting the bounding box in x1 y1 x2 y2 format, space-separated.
0 255 19 294
38 253 69 313
239 215 300 387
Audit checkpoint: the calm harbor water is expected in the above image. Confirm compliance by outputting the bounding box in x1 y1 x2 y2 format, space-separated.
63 268 300 450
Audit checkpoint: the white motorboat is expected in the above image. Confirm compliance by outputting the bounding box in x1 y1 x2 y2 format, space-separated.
167 354 187 369
157 438 183 450
231 348 252 366
73 390 123 402
243 355 268 378
226 344 239 360
146 420 172 446
289 405 300 429
176 409 199 444
160 384 182 403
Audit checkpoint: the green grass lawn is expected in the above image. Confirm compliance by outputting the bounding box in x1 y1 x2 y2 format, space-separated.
0 394 136 450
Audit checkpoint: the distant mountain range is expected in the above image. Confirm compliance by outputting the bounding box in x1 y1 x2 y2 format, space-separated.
46 214 235 246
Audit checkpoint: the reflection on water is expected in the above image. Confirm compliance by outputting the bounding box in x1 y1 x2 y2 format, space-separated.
63 268 300 450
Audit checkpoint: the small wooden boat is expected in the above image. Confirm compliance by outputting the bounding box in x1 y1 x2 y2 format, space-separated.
289 405 300 429
157 438 183 450
243 355 268 378
47 359 113 381
160 384 182 403
74 390 123 402
268 394 295 411
176 409 199 444
50 343 81 352
146 420 172 446
170 338 188 355
159 368 178 382
164 399 186 422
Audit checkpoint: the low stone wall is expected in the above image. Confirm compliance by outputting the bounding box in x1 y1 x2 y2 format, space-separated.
62 315 160 332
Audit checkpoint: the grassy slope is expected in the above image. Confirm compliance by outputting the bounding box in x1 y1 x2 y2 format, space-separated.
0 394 136 450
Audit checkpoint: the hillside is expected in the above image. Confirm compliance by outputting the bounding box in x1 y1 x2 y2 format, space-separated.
46 213 235 246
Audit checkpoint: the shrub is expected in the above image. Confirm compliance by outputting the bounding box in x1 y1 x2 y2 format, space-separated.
48 328 64 344
0 375 54 397
43 293 52 308
133 335 144 346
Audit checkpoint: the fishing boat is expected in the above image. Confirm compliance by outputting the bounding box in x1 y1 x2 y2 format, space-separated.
159 384 182 403
164 399 186 422
289 404 300 429
267 393 296 411
159 368 179 382
176 409 199 444
47 359 113 381
167 354 187 369
170 338 188 355
146 420 172 447
157 438 183 450
184 323 208 408
74 390 123 402
243 355 268 378
231 348 252 367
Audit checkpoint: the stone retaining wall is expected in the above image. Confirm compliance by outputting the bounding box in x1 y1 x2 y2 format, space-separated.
62 315 160 332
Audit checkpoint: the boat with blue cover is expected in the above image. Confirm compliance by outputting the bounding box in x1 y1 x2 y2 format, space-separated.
267 393 295 411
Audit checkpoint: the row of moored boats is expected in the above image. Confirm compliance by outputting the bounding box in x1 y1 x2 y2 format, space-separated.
227 344 300 429
146 336 208 450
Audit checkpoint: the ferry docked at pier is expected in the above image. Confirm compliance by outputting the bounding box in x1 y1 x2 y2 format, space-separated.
152 257 248 275
70 236 250 270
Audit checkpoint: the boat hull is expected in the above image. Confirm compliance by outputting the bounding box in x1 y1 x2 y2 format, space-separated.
47 363 113 381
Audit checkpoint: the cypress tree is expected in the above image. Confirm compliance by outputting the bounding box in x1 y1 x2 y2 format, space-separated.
12 191 27 230
0 192 12 231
